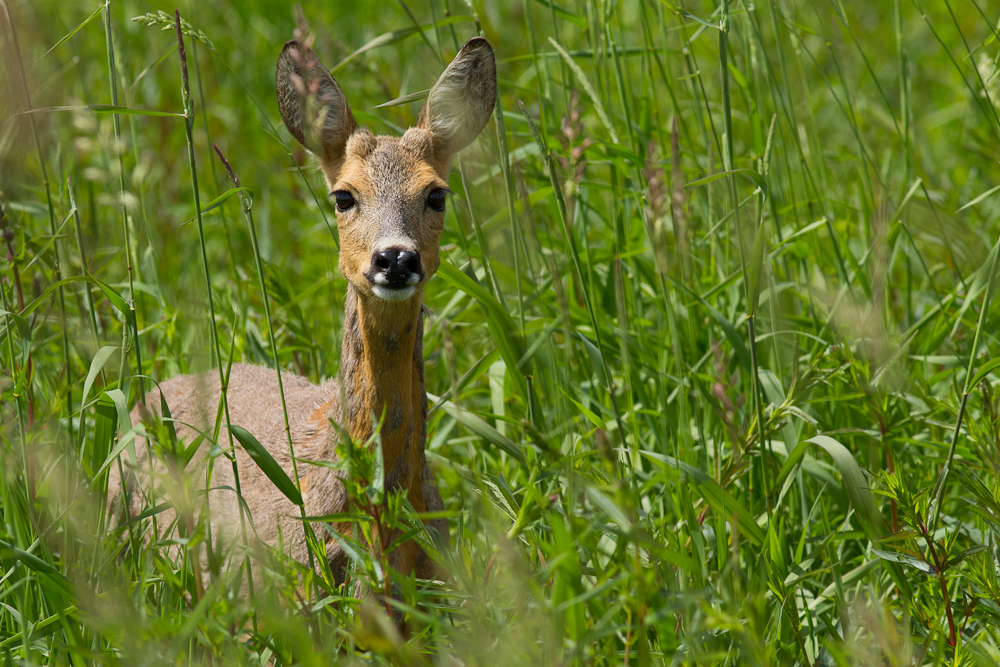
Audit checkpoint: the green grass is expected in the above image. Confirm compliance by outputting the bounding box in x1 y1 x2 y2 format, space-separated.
3 0 1000 663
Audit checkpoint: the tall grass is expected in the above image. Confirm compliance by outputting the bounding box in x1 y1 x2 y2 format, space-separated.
3 0 1000 664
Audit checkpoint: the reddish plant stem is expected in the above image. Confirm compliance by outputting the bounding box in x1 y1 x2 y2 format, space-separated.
368 499 394 617
919 517 957 646
939 573 957 646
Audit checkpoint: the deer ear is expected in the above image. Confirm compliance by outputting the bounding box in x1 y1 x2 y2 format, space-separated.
417 37 496 167
276 40 357 176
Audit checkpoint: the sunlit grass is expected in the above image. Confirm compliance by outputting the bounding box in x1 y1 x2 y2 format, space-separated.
3 0 1000 664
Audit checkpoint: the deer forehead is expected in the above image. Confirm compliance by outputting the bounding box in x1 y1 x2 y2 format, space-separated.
335 129 447 203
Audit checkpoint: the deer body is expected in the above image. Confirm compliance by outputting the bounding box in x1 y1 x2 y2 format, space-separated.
107 37 497 585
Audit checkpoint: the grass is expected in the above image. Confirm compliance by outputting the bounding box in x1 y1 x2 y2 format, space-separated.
3 0 1000 663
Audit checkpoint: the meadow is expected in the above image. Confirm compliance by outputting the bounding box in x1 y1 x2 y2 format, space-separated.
2 0 1000 663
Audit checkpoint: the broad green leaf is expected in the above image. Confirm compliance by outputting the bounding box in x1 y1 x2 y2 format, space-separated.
180 432 204 469
807 435 885 540
105 388 132 437
230 425 303 506
14 276 104 319
91 393 118 482
81 346 118 410
159 388 179 451
967 357 1000 391
871 548 936 575
585 487 631 530
0 606 78 651
747 223 768 317
641 450 765 547
0 539 73 599
768 522 787 573
92 424 145 480
772 439 810 494
808 435 913 596
563 391 607 430
104 388 137 473
0 539 61 576
431 394 527 467
92 276 136 331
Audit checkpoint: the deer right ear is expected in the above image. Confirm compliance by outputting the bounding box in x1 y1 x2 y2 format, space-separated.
276 40 357 177
416 37 497 172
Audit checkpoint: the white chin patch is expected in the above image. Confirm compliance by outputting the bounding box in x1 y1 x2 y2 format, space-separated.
372 285 416 302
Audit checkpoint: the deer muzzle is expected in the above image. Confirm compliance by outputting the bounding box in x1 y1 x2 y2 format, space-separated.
368 246 422 301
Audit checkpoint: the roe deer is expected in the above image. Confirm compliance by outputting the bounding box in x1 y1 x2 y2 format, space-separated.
107 36 497 587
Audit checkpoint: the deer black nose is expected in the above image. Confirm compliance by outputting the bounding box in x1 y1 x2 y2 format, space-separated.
371 247 422 287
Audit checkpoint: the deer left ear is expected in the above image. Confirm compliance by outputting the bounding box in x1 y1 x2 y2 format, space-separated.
416 37 497 169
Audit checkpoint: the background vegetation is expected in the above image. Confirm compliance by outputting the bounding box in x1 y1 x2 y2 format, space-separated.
3 0 1000 663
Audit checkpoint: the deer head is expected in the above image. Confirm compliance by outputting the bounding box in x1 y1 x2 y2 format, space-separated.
276 37 496 305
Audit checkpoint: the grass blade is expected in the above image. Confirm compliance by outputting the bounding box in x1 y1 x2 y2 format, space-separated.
230 425 303 507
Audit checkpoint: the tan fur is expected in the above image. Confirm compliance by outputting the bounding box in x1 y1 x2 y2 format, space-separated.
107 37 497 590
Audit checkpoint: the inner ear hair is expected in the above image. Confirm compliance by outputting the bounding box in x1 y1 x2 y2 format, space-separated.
417 37 497 167
276 40 357 174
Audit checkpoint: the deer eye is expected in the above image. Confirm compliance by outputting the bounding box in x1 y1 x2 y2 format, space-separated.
333 190 355 212
427 188 447 212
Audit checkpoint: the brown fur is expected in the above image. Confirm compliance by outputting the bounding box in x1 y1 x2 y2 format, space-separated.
107 37 496 590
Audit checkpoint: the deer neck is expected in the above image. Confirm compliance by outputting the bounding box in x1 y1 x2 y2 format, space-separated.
338 284 427 490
